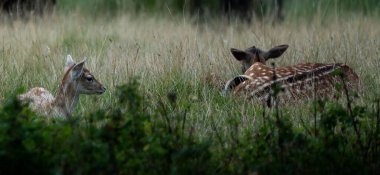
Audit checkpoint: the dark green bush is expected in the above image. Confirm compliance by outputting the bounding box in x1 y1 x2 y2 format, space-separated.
0 79 213 174
0 78 379 174
56 0 380 19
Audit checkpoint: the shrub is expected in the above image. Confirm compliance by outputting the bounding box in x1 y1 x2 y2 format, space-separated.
0 78 379 174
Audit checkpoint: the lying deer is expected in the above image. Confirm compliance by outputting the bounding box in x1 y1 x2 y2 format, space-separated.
19 55 106 117
223 44 360 105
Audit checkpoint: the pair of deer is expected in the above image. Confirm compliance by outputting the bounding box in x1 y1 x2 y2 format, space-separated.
20 44 359 117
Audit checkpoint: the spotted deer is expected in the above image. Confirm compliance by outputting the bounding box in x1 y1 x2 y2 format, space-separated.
19 55 106 118
224 44 360 105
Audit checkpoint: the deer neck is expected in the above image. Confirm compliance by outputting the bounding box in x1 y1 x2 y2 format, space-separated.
53 81 80 117
52 65 81 117
244 62 271 75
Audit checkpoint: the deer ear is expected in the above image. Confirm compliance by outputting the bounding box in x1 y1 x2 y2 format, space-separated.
231 48 250 61
65 55 76 72
71 59 86 80
264 44 289 60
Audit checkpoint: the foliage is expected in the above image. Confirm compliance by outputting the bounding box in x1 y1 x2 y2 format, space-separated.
0 79 213 174
0 79 379 174
285 0 380 20
56 0 380 19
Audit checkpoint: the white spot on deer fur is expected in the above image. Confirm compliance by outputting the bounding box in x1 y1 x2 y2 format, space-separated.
258 77 266 82
257 67 262 70
262 72 266 75
249 73 255 77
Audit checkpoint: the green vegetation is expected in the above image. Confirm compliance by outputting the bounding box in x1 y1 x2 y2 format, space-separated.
1 0 380 174
0 79 379 174
56 0 380 18
285 0 380 16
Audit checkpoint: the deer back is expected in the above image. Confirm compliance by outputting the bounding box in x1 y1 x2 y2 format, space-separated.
227 62 359 104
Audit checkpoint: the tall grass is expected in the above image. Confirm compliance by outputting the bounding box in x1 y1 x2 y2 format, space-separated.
1 1 380 173
0 12 379 137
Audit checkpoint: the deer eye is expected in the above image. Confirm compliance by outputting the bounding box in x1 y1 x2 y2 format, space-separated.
85 77 94 82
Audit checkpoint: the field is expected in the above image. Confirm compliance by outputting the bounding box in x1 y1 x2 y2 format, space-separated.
1 12 379 133
1 4 380 173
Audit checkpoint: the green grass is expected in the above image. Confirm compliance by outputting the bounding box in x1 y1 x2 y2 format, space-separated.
0 10 380 173
0 12 380 137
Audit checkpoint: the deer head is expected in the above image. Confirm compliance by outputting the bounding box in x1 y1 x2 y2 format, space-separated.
230 44 289 73
19 55 107 118
63 55 106 95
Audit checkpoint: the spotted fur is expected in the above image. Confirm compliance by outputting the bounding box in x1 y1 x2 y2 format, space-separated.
225 45 360 105
19 87 55 116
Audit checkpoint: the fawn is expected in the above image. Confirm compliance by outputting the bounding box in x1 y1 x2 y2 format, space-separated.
19 55 106 117
224 44 360 105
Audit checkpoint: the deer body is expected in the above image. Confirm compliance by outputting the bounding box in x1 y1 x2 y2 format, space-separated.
224 44 359 104
19 55 106 118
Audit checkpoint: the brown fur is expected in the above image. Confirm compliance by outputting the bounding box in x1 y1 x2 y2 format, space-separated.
19 55 106 117
226 45 360 105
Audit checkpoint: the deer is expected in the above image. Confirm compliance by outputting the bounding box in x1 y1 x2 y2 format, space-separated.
223 44 360 105
18 55 106 118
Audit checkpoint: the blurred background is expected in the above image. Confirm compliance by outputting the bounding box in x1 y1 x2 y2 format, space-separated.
1 0 379 21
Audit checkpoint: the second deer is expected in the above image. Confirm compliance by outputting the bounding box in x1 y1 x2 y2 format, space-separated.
224 44 360 105
19 55 106 118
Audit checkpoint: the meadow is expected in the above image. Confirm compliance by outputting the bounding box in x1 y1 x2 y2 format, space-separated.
1 12 379 135
1 1 380 173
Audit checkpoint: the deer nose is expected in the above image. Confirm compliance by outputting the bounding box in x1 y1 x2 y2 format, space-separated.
97 86 106 94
